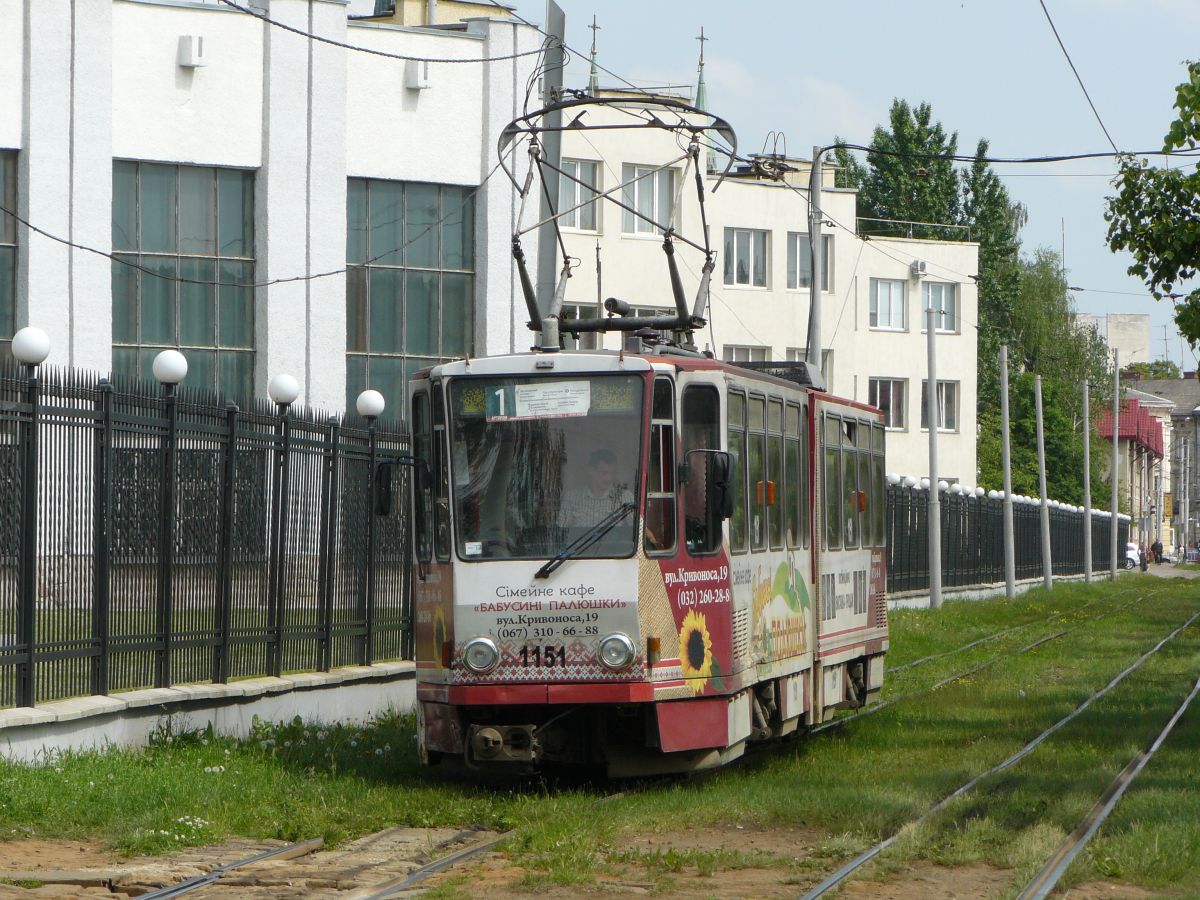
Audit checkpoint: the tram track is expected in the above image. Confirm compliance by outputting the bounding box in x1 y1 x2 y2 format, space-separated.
887 585 1138 676
799 603 1200 898
813 586 1160 737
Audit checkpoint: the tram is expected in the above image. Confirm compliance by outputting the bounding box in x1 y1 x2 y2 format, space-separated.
407 96 888 776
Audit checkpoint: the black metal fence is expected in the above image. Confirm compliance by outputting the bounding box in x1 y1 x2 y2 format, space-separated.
0 361 411 709
885 483 1130 594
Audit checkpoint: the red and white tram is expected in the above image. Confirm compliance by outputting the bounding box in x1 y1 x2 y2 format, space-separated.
409 349 888 776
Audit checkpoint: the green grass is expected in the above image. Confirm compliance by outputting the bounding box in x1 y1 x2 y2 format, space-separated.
0 574 1197 898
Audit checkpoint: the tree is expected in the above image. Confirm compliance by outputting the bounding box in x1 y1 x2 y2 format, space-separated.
852 100 961 239
1105 62 1200 343
1125 359 1182 380
975 250 1113 501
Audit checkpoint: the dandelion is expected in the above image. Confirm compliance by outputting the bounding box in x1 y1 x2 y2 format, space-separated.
88 781 95 788
107 774 114 781
384 744 391 753
374 748 383 757
224 749 230 757
53 767 62 775
350 740 357 748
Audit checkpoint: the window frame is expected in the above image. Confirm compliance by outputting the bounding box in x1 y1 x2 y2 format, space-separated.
921 281 959 333
681 383 723 557
621 163 677 236
723 345 771 363
920 379 959 432
868 377 907 431
727 389 748 554
0 150 17 346
644 376 678 557
723 227 770 288
868 278 906 331
558 158 600 232
785 232 832 292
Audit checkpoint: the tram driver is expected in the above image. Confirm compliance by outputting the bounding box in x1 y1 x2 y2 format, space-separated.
558 448 634 531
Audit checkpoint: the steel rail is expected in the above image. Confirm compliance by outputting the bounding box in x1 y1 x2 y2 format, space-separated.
137 836 324 899
887 587 1137 676
1017 671 1200 900
355 830 512 899
813 588 1158 737
799 605 1200 899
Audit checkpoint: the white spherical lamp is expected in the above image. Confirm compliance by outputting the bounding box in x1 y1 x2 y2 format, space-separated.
938 480 950 492
268 374 301 407
356 389 386 419
887 473 901 485
11 327 50 366
919 477 931 490
987 490 999 500
151 349 188 385
949 483 963 495
903 475 917 488
975 487 986 498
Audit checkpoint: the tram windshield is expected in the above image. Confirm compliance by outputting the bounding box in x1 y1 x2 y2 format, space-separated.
448 374 645 561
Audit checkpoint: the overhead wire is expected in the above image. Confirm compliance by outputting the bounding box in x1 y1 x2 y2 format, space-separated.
1036 0 1120 153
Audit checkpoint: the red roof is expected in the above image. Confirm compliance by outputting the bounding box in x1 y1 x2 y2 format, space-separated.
1095 398 1163 457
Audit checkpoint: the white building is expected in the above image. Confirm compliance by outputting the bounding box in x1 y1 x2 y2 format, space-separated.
0 0 542 417
557 90 980 483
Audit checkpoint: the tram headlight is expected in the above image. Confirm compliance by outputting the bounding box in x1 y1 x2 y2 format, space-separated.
462 637 500 674
598 633 636 671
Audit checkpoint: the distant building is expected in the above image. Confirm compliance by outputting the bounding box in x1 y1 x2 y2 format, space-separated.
1095 396 1164 546
1074 312 1151 368
1129 375 1200 550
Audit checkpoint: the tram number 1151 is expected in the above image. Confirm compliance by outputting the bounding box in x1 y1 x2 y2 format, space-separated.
521 645 566 668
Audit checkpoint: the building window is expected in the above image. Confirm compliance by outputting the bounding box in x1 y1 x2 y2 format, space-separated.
869 377 906 429
621 164 676 235
0 151 16 346
723 345 771 363
558 159 599 231
346 178 475 417
868 278 906 330
920 380 958 431
922 281 957 332
111 161 256 399
786 232 832 291
723 228 768 287
786 347 833 385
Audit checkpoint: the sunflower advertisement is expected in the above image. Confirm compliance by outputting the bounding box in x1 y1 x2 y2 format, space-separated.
657 557 733 696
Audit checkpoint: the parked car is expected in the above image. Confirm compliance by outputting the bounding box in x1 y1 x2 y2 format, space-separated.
1124 542 1140 570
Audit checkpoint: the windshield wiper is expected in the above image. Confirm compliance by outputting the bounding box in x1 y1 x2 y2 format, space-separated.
533 502 637 580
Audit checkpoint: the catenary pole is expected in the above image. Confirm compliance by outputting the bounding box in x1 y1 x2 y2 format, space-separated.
535 1 566 319
1000 345 1015 600
1110 350 1120 580
1035 375 1053 589
927 307 942 609
805 146 824 387
1083 380 1092 582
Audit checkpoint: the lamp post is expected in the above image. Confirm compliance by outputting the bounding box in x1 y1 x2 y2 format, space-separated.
356 389 385 665
151 349 187 688
266 374 300 677
11 327 50 707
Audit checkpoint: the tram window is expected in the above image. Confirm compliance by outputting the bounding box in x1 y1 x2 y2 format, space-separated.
432 385 451 561
728 391 747 553
645 378 677 555
768 399 784 550
824 415 841 549
872 445 886 547
784 404 800 548
857 421 871 549
411 391 433 563
801 403 810 549
842 420 859 549
748 396 767 551
682 384 721 555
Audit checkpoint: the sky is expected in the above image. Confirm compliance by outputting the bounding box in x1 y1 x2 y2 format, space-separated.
503 0 1199 371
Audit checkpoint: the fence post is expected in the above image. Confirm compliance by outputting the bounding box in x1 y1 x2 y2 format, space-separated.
155 383 179 689
16 365 40 708
213 402 238 684
317 416 339 672
91 380 113 697
266 404 293 678
361 422 378 665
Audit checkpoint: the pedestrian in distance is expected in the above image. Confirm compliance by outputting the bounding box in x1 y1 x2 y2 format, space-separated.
1139 542 1148 572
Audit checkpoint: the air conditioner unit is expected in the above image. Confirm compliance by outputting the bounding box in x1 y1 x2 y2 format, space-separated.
177 35 208 68
405 59 431 90
910 260 927 278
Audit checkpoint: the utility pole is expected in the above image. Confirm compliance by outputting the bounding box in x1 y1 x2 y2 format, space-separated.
1000 346 1015 599
535 2 567 320
1035 376 1053 589
927 307 942 609
805 146 825 389
1083 379 1092 582
1110 350 1120 580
